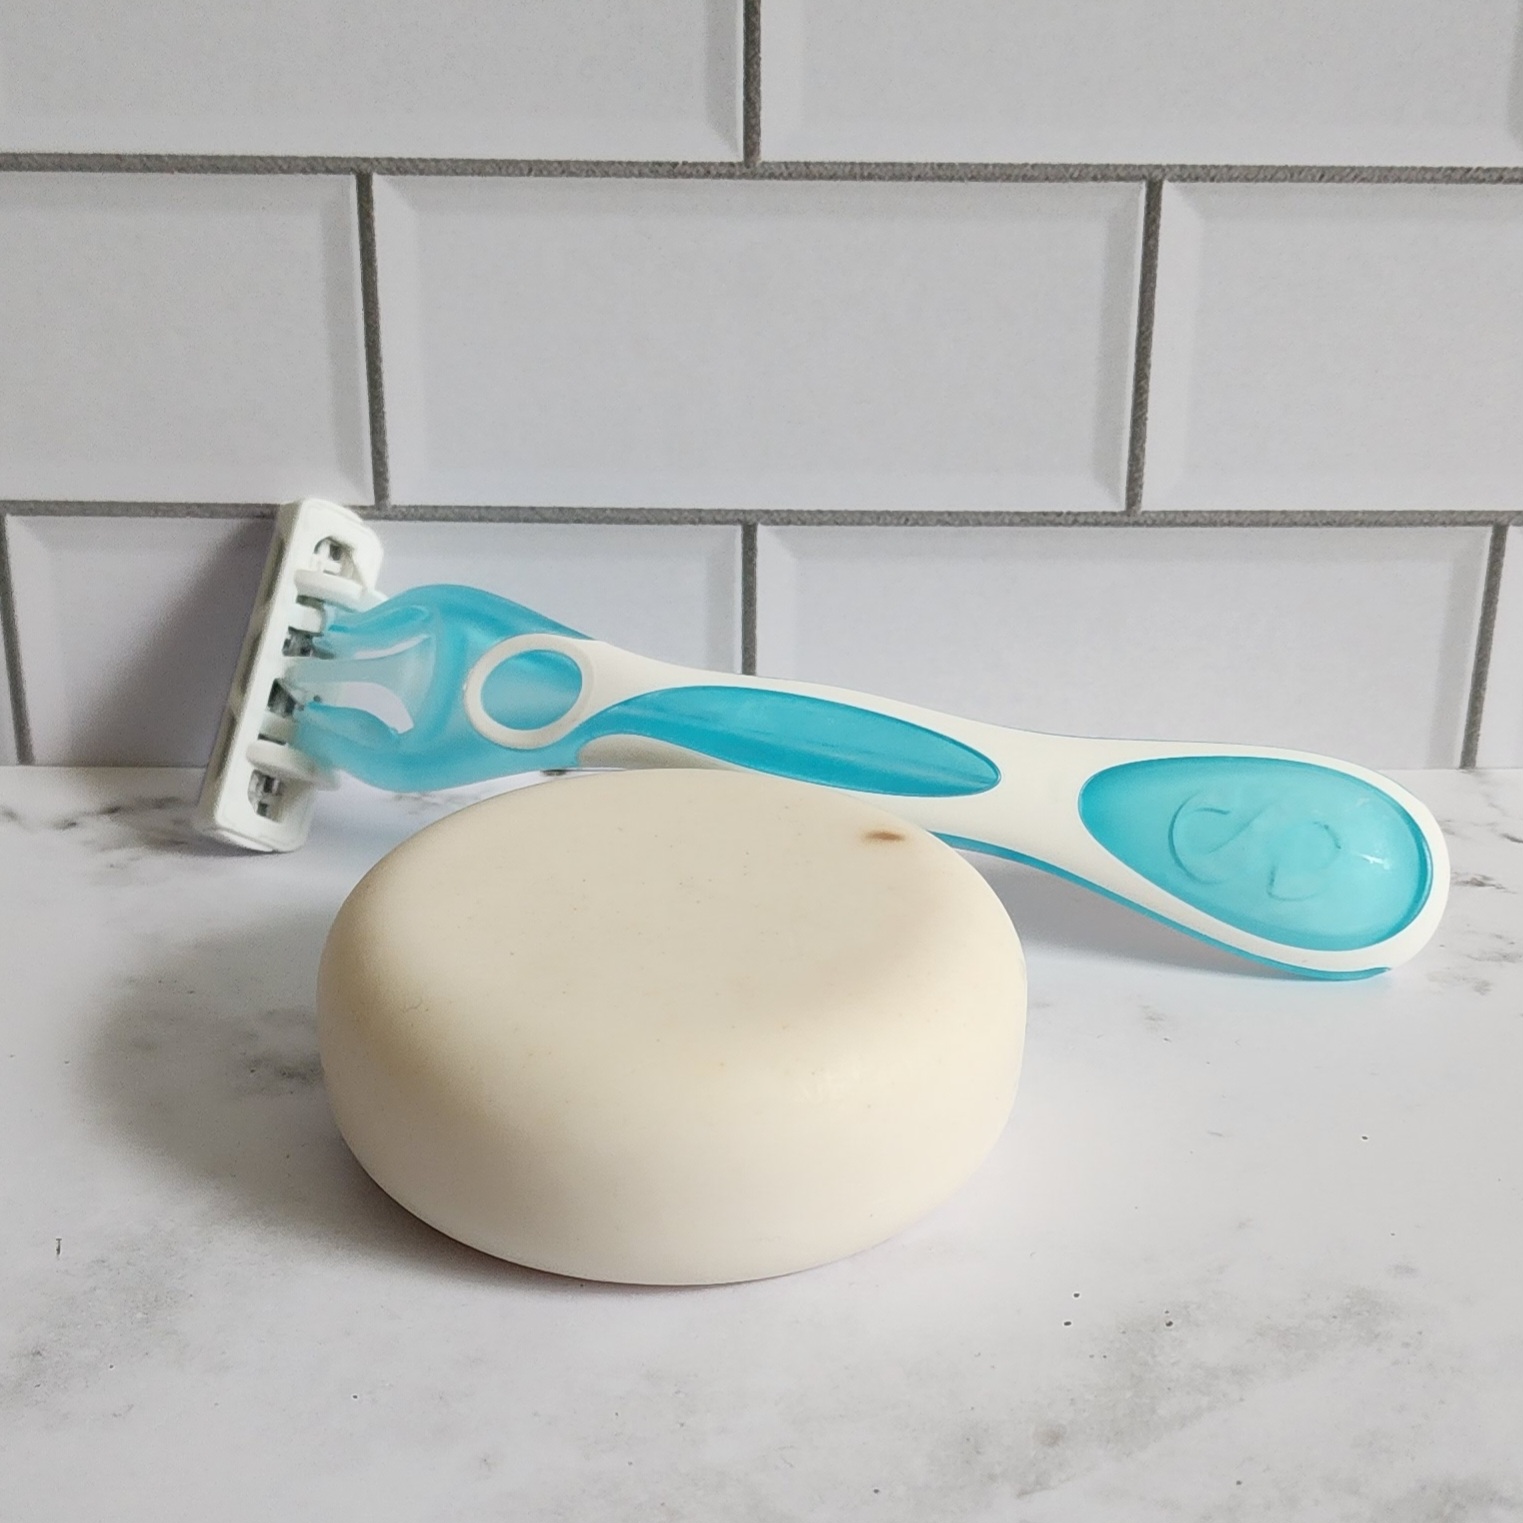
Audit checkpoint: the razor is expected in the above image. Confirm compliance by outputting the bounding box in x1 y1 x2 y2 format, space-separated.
197 500 1449 978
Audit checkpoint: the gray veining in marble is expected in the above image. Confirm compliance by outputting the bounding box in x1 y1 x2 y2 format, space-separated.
2 767 1521 1522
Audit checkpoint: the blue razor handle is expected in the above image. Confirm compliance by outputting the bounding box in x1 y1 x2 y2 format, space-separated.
287 581 1448 979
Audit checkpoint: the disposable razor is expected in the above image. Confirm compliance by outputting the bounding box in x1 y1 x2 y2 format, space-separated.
196 500 1449 977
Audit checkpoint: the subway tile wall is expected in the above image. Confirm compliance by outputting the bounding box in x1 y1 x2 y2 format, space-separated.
0 175 371 504
376 178 1141 511
0 1 1520 773
0 1 741 159
761 1 1523 166
1144 184 1523 514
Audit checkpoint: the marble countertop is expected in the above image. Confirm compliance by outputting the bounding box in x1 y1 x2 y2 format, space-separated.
2 767 1521 1522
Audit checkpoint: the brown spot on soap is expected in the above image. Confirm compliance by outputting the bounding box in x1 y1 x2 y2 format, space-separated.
863 829 906 843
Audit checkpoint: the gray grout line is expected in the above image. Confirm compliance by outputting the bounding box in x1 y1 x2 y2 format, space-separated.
0 501 282 519
1 502 1519 529
1124 179 1163 516
742 0 762 167
0 517 35 765
1461 524 1510 768
6 154 1523 183
740 522 758 674
379 505 1522 529
355 172 391 506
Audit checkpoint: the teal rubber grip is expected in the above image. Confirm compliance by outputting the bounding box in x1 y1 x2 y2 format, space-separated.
290 586 999 798
1077 755 1432 952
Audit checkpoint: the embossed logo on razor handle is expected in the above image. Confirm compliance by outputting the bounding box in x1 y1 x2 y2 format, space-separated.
1169 794 1342 902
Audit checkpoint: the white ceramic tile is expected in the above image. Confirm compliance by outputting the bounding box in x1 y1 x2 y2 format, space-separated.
763 0 1523 165
8 517 271 766
756 526 1488 768
377 178 1140 512
0 175 370 504
1477 529 1523 767
1144 184 1523 513
379 521 741 671
0 1 738 159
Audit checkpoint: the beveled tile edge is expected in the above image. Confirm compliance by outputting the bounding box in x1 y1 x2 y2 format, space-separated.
0 517 30 763
1462 526 1511 768
712 523 747 674
751 525 799 677
366 177 428 506
2 517 66 764
1134 183 1200 510
1474 528 1522 769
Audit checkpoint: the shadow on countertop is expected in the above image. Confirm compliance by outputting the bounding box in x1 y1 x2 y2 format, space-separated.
85 911 687 1300
971 853 1287 978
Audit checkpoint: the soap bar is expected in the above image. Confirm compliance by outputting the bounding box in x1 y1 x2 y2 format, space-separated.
318 768 1026 1284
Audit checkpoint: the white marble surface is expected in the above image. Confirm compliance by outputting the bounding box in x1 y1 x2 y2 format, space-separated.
2 767 1521 1522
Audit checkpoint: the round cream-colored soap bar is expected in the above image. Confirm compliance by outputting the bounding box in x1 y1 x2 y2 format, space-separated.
318 768 1026 1284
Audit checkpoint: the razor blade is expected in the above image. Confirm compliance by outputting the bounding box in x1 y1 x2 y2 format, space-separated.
194 499 385 852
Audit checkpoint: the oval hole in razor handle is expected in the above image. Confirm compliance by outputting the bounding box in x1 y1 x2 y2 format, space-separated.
465 636 1002 797
456 631 1447 978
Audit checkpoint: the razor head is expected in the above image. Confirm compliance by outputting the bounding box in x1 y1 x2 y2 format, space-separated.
194 499 385 852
